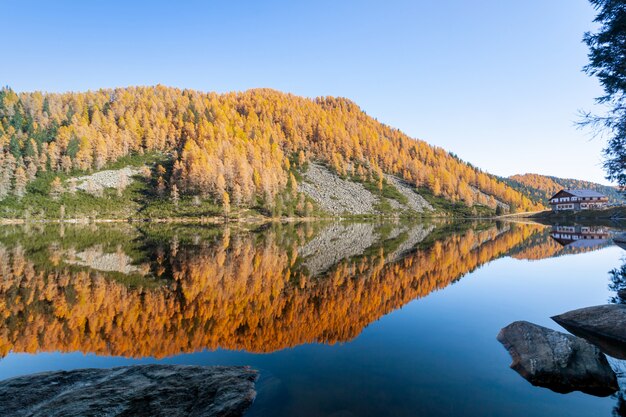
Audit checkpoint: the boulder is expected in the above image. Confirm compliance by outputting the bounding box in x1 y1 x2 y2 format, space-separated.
0 364 258 417
497 321 618 396
552 304 626 360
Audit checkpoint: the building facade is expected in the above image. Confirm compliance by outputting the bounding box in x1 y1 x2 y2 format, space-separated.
548 189 608 211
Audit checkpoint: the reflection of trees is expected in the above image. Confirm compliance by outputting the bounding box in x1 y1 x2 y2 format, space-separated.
611 360 626 416
609 260 626 305
613 389 626 416
0 222 583 358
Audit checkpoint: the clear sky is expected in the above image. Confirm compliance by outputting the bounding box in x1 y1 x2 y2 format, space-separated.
1 0 609 183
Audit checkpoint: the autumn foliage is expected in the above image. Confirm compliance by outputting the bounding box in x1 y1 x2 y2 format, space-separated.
508 173 624 205
0 222 560 358
0 86 542 212
509 174 564 200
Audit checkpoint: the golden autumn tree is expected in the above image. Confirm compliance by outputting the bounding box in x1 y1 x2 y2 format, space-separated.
49 176 63 200
0 221 565 357
0 86 543 212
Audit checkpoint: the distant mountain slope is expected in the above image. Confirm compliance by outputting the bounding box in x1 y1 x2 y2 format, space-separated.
505 173 625 205
0 86 542 218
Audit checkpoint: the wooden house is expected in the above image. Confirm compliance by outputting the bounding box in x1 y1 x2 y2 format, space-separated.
548 189 608 211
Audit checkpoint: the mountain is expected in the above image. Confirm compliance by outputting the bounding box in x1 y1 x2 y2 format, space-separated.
0 86 542 219
505 173 625 205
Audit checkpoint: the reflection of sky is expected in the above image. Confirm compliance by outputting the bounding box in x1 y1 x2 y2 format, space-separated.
0 245 622 416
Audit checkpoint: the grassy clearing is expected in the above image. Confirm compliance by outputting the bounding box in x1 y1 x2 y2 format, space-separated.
0 152 167 219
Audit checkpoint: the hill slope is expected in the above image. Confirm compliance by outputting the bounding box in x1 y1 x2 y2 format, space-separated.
505 173 625 205
0 86 542 218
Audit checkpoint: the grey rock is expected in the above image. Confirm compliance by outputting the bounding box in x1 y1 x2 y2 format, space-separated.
74 166 143 194
553 304 626 360
0 365 258 417
469 185 510 211
384 175 433 212
497 321 618 396
299 163 379 215
298 163 432 216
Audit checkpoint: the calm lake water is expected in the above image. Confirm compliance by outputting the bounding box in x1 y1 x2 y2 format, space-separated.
0 220 624 416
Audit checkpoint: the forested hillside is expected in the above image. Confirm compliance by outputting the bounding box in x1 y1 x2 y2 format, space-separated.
0 86 541 217
506 173 625 205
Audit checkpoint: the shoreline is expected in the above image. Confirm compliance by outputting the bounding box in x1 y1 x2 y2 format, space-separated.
5 208 624 225
0 213 541 225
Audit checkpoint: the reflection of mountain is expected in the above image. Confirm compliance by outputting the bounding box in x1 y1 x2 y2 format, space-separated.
0 221 608 358
297 223 435 276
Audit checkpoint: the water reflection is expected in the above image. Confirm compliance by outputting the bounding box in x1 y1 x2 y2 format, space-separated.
0 220 614 359
496 225 626 416
550 225 611 248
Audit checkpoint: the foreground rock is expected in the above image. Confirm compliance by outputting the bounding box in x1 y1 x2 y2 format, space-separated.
497 321 618 396
553 304 626 360
0 365 258 417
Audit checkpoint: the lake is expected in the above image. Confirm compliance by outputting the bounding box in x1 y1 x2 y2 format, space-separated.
0 220 624 416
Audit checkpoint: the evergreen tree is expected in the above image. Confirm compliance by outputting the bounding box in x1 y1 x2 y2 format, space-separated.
9 136 20 159
582 0 626 186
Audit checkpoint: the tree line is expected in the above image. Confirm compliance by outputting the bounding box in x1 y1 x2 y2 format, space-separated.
506 173 625 204
0 86 542 212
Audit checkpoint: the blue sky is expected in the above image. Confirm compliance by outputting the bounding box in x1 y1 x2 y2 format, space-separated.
1 0 608 183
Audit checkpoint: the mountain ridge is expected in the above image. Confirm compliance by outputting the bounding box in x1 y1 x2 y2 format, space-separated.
504 173 624 206
0 86 543 218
